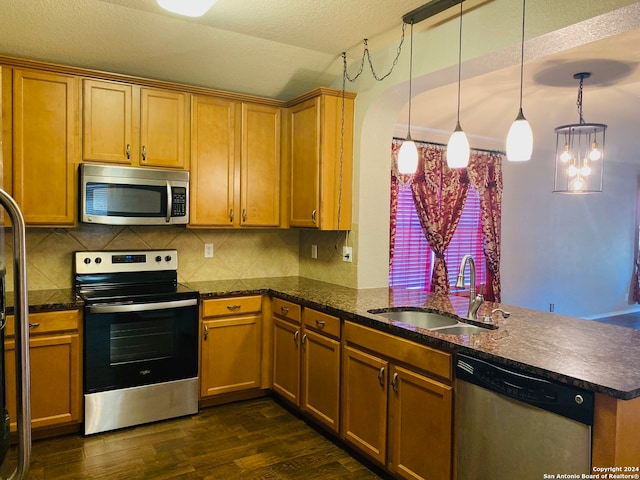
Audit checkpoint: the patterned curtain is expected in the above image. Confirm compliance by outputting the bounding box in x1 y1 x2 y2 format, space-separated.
390 139 504 300
467 152 503 302
412 144 469 295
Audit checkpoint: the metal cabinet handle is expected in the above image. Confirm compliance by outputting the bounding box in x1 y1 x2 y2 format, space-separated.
378 367 385 386
226 304 241 311
301 333 307 348
229 209 234 222
242 209 247 222
126 143 131 159
28 323 40 328
315 319 325 329
281 306 289 314
311 209 317 224
391 372 399 393
204 325 208 340
141 145 147 161
293 330 299 345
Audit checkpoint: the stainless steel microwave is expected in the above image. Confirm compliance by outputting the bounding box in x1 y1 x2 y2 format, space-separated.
80 164 189 226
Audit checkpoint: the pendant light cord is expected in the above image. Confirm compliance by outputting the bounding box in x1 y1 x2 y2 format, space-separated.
455 1 463 124
407 21 414 137
518 0 526 110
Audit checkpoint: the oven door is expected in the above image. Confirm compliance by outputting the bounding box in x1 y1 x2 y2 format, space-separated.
83 297 198 393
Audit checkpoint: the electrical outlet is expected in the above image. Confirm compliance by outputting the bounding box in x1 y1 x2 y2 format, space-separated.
342 246 353 263
204 243 214 258
311 244 318 259
549 303 554 312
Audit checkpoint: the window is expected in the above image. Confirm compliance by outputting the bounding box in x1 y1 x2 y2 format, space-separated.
389 183 486 291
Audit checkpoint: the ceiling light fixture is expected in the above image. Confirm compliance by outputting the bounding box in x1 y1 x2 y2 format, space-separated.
553 72 606 193
156 0 217 17
397 21 419 174
506 0 533 162
446 0 470 168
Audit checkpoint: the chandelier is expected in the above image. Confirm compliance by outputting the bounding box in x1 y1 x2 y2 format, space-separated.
553 72 606 193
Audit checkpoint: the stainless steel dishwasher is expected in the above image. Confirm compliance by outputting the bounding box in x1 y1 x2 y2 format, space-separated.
455 354 593 480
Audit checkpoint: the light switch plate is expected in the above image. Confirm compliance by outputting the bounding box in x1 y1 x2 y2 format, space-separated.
342 246 353 262
204 243 214 258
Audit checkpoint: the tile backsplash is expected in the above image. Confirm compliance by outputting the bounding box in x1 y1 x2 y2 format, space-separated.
2 223 358 291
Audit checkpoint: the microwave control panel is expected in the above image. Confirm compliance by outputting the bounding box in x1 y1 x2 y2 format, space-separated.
171 187 187 217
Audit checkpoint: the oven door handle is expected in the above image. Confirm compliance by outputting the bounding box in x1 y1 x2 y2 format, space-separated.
88 298 198 314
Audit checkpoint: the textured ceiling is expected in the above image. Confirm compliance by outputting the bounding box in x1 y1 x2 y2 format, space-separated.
0 0 434 100
0 0 638 156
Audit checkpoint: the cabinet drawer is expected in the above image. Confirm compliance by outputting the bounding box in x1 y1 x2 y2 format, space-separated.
344 321 452 381
271 298 301 324
303 308 340 339
202 296 262 318
5 309 81 337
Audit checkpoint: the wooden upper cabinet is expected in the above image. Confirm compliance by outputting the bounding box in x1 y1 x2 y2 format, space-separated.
12 68 79 226
190 95 282 228
83 79 133 164
140 87 189 169
82 79 189 169
190 95 237 226
241 102 281 227
288 88 355 230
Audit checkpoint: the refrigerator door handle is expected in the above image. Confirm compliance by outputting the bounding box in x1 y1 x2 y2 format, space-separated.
0 189 31 479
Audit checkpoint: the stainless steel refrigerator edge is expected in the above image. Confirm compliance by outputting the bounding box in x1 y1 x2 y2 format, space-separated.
0 189 31 479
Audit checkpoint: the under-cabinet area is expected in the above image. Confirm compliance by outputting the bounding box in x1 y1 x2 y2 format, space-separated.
0 57 355 230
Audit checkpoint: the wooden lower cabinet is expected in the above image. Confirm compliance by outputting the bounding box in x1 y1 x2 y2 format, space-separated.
300 308 341 433
200 296 262 399
271 299 342 433
341 321 453 480
4 309 81 431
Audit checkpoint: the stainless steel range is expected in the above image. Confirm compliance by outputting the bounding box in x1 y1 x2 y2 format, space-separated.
74 249 199 435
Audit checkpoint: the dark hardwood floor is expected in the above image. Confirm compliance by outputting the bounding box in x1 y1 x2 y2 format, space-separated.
2 397 386 480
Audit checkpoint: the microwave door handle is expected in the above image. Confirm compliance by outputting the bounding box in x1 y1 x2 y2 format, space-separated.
166 181 172 223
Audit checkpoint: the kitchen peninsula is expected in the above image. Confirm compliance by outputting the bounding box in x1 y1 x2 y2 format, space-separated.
9 276 640 470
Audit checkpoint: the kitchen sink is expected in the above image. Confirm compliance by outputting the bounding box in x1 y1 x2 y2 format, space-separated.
369 309 459 329
368 308 493 335
430 324 488 335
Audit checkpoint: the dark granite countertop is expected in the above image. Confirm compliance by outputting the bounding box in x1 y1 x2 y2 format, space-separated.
13 277 640 400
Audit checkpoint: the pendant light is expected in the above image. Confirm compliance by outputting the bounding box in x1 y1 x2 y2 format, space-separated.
446 1 470 169
397 21 419 174
553 72 606 193
506 0 533 162
157 0 217 17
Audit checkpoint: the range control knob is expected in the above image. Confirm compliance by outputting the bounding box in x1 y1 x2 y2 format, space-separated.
165 255 172 262
155 256 162 262
83 257 91 265
95 257 102 264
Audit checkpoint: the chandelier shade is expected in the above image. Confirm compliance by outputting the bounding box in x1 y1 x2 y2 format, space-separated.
553 72 606 194
156 0 217 17
397 21 419 174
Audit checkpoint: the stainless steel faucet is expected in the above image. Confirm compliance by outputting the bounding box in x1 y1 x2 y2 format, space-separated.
456 254 484 320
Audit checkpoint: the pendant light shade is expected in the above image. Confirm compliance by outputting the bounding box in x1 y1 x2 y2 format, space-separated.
398 136 419 174
506 0 533 162
157 0 217 17
397 21 419 175
447 122 470 168
446 1 469 169
506 108 533 162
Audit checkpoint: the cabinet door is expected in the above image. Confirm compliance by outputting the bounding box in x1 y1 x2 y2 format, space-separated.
289 97 320 228
301 328 340 433
200 314 261 397
140 87 188 169
272 317 301 406
241 103 281 226
5 333 81 431
387 365 453 480
190 95 238 226
341 344 388 465
83 79 133 164
12 69 79 225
